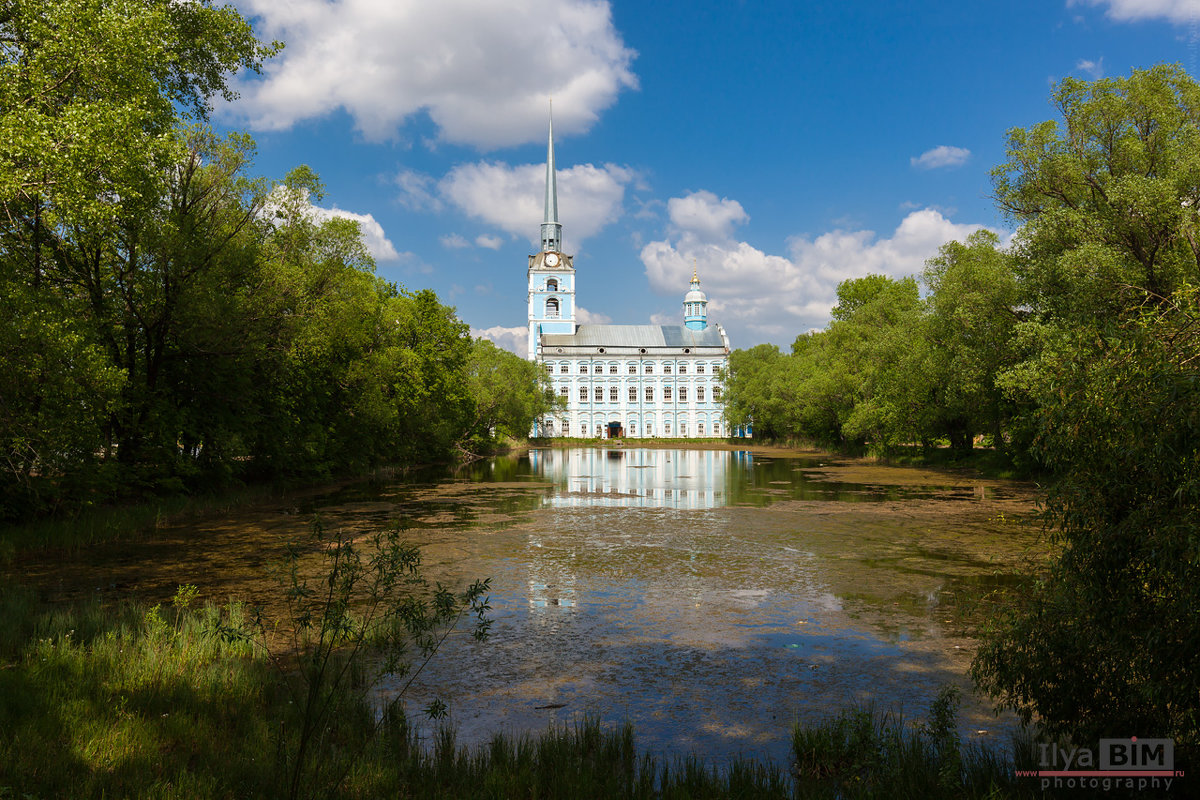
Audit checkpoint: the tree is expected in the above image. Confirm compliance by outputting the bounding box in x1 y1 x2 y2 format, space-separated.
0 0 274 223
825 275 933 451
722 344 795 440
994 63 1200 324
922 231 1020 452
462 338 558 452
0 0 273 514
0 269 124 517
249 171 476 474
724 276 935 450
0 2 511 520
973 288 1200 751
829 273 897 321
973 66 1200 756
789 332 856 443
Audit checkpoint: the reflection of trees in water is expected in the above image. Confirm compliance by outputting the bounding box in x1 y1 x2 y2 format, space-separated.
452 455 530 483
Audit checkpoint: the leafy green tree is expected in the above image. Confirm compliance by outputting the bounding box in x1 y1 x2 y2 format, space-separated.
462 338 558 452
991 67 1200 468
3 128 268 492
250 171 475 474
0 0 276 513
383 288 475 462
922 231 1020 452
722 344 800 440
0 270 124 517
829 273 897 322
827 275 932 451
726 276 933 450
789 332 856 443
0 0 274 224
974 65 1200 755
973 288 1200 751
0 0 512 521
995 63 1200 323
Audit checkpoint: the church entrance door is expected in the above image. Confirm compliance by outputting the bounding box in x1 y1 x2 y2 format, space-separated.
607 421 624 439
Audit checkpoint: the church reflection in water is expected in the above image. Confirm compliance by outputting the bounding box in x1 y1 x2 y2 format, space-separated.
527 447 752 510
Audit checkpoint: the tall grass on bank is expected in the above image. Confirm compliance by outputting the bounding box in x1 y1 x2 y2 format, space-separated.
791 688 1034 798
0 585 1038 798
0 586 276 798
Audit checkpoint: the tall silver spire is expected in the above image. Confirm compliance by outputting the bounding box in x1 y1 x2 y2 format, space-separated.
540 103 563 253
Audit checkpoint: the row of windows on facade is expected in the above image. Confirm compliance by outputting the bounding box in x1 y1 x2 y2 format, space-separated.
559 386 722 402
545 361 721 375
543 420 720 437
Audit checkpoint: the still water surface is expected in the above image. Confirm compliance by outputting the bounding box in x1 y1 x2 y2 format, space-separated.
26 446 1040 765
364 447 1036 764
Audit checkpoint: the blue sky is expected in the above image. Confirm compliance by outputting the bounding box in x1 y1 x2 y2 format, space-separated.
219 0 1199 355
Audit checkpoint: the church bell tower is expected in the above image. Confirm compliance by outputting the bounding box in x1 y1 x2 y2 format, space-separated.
527 104 575 359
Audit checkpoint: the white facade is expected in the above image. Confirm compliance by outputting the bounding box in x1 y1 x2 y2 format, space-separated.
526 114 733 439
533 326 730 438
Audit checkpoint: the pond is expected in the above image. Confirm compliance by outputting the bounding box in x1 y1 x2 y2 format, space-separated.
20 446 1041 766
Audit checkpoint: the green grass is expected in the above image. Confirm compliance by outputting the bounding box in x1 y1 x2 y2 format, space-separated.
790 694 1035 799
0 586 1043 799
0 587 274 799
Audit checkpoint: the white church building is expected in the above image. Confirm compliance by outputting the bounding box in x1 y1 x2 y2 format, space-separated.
527 116 734 439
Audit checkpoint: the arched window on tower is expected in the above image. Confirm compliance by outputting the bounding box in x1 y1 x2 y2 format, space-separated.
546 278 558 291
545 297 560 318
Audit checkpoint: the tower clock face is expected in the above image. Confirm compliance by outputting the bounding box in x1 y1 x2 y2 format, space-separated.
545 252 560 267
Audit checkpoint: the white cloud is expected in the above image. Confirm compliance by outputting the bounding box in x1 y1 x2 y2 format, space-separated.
440 233 471 249
641 193 1000 344
1076 57 1105 78
475 234 505 249
576 306 612 324
473 325 528 358
439 161 634 248
228 0 637 148
666 191 748 241
395 168 443 211
1068 0 1200 23
910 145 971 170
